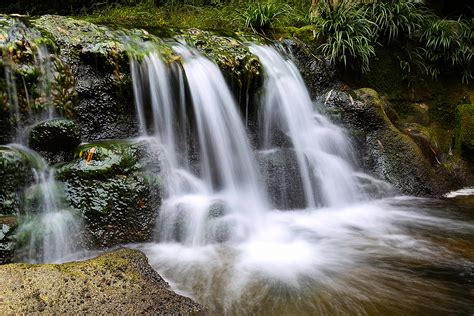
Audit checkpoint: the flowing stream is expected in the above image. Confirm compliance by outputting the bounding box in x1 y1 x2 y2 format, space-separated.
130 44 473 315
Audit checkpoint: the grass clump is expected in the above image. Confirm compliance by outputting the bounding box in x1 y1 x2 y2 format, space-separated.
312 1 377 73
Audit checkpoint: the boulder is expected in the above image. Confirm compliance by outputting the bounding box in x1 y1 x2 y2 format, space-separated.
56 140 162 247
0 146 35 216
0 216 17 264
28 119 81 164
28 119 81 152
0 248 205 314
324 88 460 196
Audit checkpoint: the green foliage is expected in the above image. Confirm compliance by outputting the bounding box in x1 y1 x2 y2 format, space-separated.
239 2 287 32
366 0 425 42
312 1 377 73
416 17 473 83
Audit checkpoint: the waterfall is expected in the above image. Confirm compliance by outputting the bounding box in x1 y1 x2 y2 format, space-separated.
131 44 266 246
251 45 364 208
2 33 82 263
9 145 82 263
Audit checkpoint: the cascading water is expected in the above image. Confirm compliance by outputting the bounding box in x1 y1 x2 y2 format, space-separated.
130 43 473 315
1 25 82 263
7 145 82 264
132 45 267 246
252 45 367 208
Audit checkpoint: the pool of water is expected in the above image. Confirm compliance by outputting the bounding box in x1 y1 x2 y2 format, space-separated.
133 194 473 315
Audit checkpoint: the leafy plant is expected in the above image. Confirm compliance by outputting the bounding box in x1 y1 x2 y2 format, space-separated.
312 0 377 73
239 2 286 32
416 17 473 82
366 0 425 42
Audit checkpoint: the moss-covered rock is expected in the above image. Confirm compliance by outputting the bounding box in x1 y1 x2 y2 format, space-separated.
0 15 78 144
324 88 466 195
0 146 35 216
454 104 474 154
56 140 162 247
31 15 150 141
28 119 81 164
0 216 17 264
0 248 205 314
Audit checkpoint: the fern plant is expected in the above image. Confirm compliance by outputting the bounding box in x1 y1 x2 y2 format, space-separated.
417 17 473 82
366 0 425 43
239 2 286 32
312 0 377 73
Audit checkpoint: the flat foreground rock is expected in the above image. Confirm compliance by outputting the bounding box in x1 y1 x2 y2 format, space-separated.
0 248 205 314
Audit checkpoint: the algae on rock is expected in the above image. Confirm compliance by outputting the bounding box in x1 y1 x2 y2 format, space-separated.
0 248 205 314
56 140 162 247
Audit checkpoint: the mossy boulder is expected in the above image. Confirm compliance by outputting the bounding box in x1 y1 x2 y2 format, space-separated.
0 216 17 264
31 15 152 141
0 146 36 216
56 140 162 247
0 248 205 314
324 88 461 195
28 119 81 163
454 104 474 154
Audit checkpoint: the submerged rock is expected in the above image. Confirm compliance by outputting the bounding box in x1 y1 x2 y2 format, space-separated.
0 248 205 314
56 140 162 247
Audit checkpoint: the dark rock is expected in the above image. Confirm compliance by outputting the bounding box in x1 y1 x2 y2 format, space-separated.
455 104 474 155
289 40 337 97
56 140 162 247
0 248 205 314
32 16 141 142
256 148 306 209
28 119 81 152
0 146 35 216
0 216 17 265
324 88 463 196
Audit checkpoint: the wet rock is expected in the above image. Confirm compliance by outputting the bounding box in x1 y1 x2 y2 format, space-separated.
0 146 35 216
0 216 17 264
0 248 205 314
56 140 162 247
288 40 336 97
28 119 81 164
256 148 306 209
32 15 145 141
0 16 78 144
324 88 460 196
455 104 474 155
28 119 81 152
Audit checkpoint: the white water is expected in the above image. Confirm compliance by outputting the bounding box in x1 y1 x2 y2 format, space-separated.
9 145 82 264
129 44 474 314
252 45 366 208
132 45 266 246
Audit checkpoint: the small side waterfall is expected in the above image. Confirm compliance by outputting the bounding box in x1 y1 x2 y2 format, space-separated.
131 45 266 246
2 31 82 263
251 45 363 208
9 145 81 263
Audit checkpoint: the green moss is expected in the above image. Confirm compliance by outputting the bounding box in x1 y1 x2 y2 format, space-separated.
55 140 162 247
273 25 316 43
0 146 36 216
454 104 474 153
